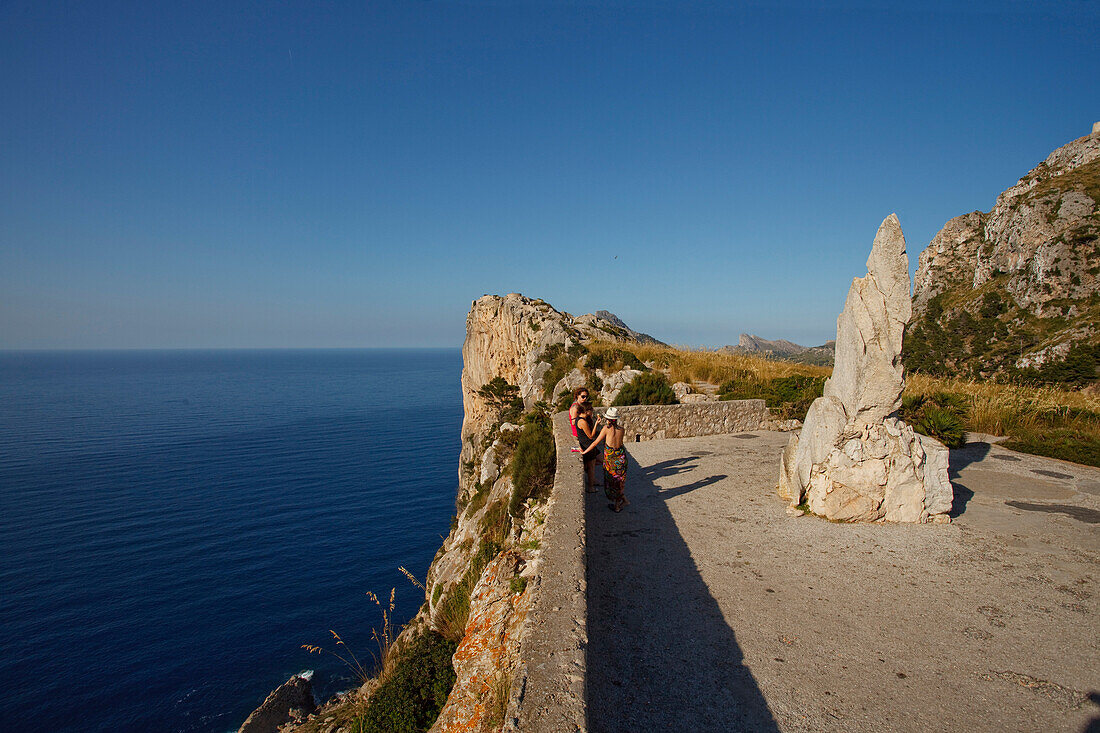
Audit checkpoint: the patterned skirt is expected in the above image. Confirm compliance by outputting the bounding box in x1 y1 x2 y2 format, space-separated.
603 446 627 504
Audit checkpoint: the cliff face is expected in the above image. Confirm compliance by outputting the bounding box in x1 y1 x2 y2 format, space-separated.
427 294 655 731
907 127 1100 378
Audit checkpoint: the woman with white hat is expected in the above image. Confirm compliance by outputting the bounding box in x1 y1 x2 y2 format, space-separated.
581 407 628 512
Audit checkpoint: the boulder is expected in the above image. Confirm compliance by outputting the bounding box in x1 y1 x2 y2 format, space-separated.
238 673 315 733
672 382 694 399
597 368 643 405
779 215 952 523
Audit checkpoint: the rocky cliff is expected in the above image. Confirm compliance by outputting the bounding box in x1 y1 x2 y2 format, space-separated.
906 125 1100 380
267 294 656 733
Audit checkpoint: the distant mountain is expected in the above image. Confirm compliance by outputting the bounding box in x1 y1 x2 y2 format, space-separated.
906 124 1100 383
721 334 835 366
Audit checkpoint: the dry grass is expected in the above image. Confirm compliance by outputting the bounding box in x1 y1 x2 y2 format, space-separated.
587 341 830 387
906 373 1100 436
596 341 1099 465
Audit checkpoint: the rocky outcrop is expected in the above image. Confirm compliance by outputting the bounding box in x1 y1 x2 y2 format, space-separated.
430 552 531 732
583 310 663 344
722 335 835 366
779 215 952 523
426 294 658 731
238 673 315 733
460 294 660 495
907 125 1100 379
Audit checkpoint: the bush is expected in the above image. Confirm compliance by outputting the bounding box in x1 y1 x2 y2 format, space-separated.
612 372 678 406
719 374 824 420
356 631 457 733
587 347 646 373
510 417 555 516
916 407 967 449
540 343 588 396
1004 428 1100 467
900 392 968 448
477 377 524 423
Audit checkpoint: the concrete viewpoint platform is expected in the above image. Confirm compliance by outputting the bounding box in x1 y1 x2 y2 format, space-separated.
586 432 1100 732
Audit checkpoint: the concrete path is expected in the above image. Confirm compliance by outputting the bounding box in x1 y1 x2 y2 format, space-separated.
586 432 1100 733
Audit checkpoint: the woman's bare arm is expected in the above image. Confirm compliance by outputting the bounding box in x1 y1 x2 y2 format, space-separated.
581 425 609 455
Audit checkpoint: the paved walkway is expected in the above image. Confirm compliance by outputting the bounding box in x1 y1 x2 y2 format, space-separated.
586 432 1100 733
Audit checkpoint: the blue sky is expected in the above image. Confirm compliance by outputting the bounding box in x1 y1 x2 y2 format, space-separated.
2 0 1097 349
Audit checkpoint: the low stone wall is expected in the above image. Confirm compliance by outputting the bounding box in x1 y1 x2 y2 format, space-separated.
503 411 588 732
603 399 768 441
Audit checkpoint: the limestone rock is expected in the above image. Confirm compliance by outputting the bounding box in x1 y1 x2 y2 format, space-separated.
597 367 643 405
429 552 531 733
479 442 500 486
239 673 316 733
672 382 694 399
679 392 718 403
552 367 587 402
779 215 952 523
824 214 909 427
910 128 1100 376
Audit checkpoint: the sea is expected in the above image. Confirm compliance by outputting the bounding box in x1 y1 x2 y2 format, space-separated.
0 349 463 732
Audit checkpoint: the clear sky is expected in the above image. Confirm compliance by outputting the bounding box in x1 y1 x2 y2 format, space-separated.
2 0 1097 349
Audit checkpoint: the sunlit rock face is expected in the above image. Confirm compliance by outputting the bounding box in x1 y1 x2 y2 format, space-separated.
779 215 952 524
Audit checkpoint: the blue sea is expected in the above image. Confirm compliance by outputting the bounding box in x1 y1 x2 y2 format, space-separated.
0 349 463 732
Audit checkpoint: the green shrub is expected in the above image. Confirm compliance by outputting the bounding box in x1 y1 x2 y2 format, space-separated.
916 407 967 449
356 631 457 733
540 343 588 396
510 417 556 516
719 374 824 420
509 576 528 595
587 347 646 372
477 377 524 423
612 372 678 406
900 391 968 448
1003 428 1100 467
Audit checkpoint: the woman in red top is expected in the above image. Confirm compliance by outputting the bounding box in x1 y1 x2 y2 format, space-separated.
568 387 589 438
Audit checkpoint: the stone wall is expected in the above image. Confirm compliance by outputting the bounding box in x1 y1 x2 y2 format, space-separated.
602 400 768 441
500 402 768 731
502 412 588 732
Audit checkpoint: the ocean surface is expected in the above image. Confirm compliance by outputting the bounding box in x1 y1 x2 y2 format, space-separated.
0 349 463 732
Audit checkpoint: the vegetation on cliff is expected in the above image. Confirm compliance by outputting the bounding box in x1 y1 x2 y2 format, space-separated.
906 132 1099 384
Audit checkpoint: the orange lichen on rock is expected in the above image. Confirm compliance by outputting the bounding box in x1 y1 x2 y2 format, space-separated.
431 551 532 733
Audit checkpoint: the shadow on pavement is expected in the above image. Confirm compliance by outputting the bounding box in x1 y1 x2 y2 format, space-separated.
586 453 779 733
947 442 991 517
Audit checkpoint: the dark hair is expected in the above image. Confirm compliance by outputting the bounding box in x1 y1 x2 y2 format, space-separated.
573 386 589 399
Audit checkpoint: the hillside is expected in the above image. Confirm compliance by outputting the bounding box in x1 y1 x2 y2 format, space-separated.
721 334 835 366
905 125 1100 384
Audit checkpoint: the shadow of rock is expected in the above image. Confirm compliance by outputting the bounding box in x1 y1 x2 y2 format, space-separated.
949 442 992 478
947 442 991 517
586 455 778 732
1083 691 1100 733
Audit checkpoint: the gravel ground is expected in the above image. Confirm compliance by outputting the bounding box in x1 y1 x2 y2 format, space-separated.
586 432 1100 733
